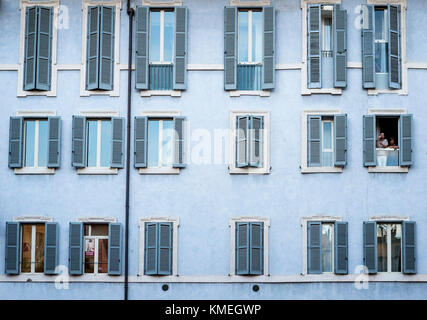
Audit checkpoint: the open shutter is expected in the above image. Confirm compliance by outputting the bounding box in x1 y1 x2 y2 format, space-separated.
47 116 61 168
334 222 348 275
334 114 347 167
173 117 186 168
5 222 20 275
308 4 321 88
110 117 124 168
236 222 250 275
388 5 401 89
99 6 115 90
108 223 123 275
250 222 264 275
363 115 376 166
135 6 149 90
72 116 86 168
333 4 347 88
173 7 187 90
249 116 263 168
36 6 53 90
308 115 321 167
224 6 237 90
363 221 377 274
86 6 100 90
9 117 24 168
307 221 321 274
24 6 38 91
402 221 416 274
262 6 275 90
144 223 158 275
44 222 59 275
399 114 413 166
134 116 148 168
362 5 375 89
69 222 83 275
236 116 249 168
158 223 173 275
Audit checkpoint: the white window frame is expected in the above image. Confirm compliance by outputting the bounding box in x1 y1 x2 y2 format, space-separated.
229 216 270 277
149 9 174 64
138 217 179 277
237 9 262 65
229 110 270 174
20 223 45 274
83 224 110 275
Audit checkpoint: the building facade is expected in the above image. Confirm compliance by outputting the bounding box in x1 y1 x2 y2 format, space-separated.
0 0 426 300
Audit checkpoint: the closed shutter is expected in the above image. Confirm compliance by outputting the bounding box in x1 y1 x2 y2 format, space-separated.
262 6 275 90
47 116 61 168
250 222 264 275
86 6 100 90
24 6 38 90
72 116 87 168
334 114 347 167
402 221 416 274
363 221 377 274
99 6 115 90
307 221 321 274
363 115 376 166
110 117 124 168
158 223 173 275
236 116 249 168
44 222 59 275
173 117 186 168
9 117 24 168
308 4 321 88
334 222 348 275
144 222 158 275
36 6 53 90
236 222 249 275
69 222 83 275
5 222 20 275
249 116 263 168
135 6 149 90
399 114 413 166
173 7 187 90
308 115 321 167
388 5 401 89
361 5 375 88
134 116 148 168
224 6 237 90
108 223 123 275
333 4 347 88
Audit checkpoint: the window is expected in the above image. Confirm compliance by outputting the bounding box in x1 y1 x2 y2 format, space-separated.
235 222 264 275
21 224 45 274
147 119 174 168
84 224 109 274
87 119 112 168
377 223 401 272
144 222 173 275
23 119 49 168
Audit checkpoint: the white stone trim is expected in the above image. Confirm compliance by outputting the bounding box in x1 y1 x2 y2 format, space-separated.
368 166 408 173
140 90 182 97
77 167 118 175
368 108 407 115
406 62 427 69
79 110 120 117
76 217 117 223
369 215 409 222
141 0 182 7
139 167 180 174
229 217 270 277
138 217 180 277
13 216 54 223
16 110 57 117
276 63 302 70
0 64 20 71
140 110 181 117
229 0 270 7
14 167 55 175
229 91 270 97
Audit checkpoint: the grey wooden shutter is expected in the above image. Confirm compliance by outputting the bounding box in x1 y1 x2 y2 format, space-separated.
9 117 24 168
99 6 115 90
36 6 53 90
236 116 249 168
307 221 322 274
236 222 249 275
108 223 123 275
69 222 83 275
363 221 377 274
388 5 401 89
134 116 148 168
362 5 375 89
173 7 187 90
250 222 264 275
333 4 347 88
47 116 61 168
363 115 376 166
44 222 59 275
262 6 275 90
173 117 186 168
158 223 173 275
110 117 124 168
334 114 347 167
144 222 158 275
334 221 348 275
224 6 237 90
399 114 413 166
249 116 263 168
72 116 87 168
135 6 149 90
5 222 20 275
308 4 321 88
308 115 321 167
24 6 38 91
86 6 100 90
402 221 416 274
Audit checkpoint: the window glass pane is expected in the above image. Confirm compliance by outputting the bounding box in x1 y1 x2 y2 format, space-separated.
98 239 109 274
149 11 161 62
322 122 332 149
252 11 262 63
322 152 333 167
100 120 111 167
164 11 174 62
375 43 388 73
35 224 45 273
24 121 36 167
391 224 402 272
322 17 332 52
87 120 98 167
148 120 160 167
377 224 388 272
91 224 109 236
38 120 48 167
21 224 33 273
321 223 333 272
84 225 90 236
84 238 95 273
162 120 174 167
238 11 248 62
375 9 387 41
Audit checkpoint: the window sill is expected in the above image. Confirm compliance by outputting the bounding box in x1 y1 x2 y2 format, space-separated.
229 90 270 97
140 90 181 97
300 166 343 174
138 167 180 175
229 166 270 175
17 90 56 97
367 88 407 96
368 166 409 173
80 89 119 97
14 167 55 175
77 167 118 175
301 88 343 95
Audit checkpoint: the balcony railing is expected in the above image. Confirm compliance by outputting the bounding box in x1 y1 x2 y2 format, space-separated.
149 64 173 90
237 64 262 91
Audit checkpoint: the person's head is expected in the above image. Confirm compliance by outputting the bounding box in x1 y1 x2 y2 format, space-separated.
379 132 385 139
390 137 395 145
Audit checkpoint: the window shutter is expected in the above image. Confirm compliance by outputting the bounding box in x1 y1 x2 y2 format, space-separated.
24 6 38 91
399 114 413 166
334 114 347 167
362 5 375 89
134 116 148 168
9 117 24 168
36 6 53 90
388 5 401 89
308 115 321 167
334 221 348 275
236 222 250 275
250 222 264 275
224 6 237 90
173 117 186 168
158 223 173 275
173 7 187 90
99 6 115 90
307 221 321 274
333 4 347 88
402 221 416 274
135 6 149 90
108 223 123 275
69 222 83 275
249 116 263 168
86 6 100 90
308 4 321 89
236 116 249 168
363 115 376 166
47 116 61 168
110 117 124 168
72 116 87 168
262 6 275 90
5 222 20 275
144 222 158 275
44 222 59 275
363 221 377 274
